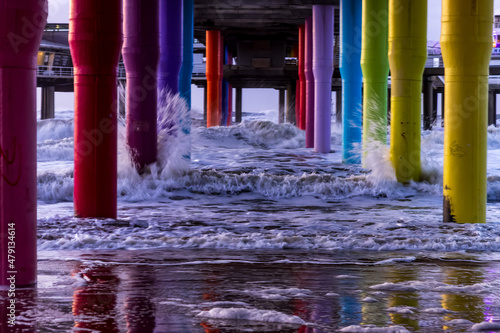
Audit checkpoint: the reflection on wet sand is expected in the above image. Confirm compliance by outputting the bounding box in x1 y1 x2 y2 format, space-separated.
442 266 485 330
72 266 119 332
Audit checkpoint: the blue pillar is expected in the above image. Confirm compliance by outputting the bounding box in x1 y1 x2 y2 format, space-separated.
159 0 183 94
179 0 193 108
340 0 363 164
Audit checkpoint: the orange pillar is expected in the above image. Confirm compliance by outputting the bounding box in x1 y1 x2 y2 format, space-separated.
206 30 222 127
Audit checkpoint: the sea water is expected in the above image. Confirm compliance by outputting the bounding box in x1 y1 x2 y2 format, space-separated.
7 95 500 332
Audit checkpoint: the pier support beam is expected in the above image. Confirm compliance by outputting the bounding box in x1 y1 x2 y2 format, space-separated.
123 0 160 170
340 0 363 163
71 0 121 218
159 0 183 94
235 87 242 123
361 0 389 163
442 0 493 223
0 0 47 287
279 89 285 123
389 0 427 183
423 77 434 131
489 89 497 126
286 81 297 124
206 30 222 127
335 88 342 124
305 17 315 148
313 5 334 153
180 0 193 108
298 24 306 130
41 86 55 119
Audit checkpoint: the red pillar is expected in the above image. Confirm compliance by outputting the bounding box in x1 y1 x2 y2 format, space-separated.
70 0 122 218
0 0 47 287
123 0 160 170
206 30 222 127
298 24 306 130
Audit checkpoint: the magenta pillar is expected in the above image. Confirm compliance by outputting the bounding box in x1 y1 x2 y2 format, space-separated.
123 0 160 169
305 16 315 148
159 0 183 94
0 0 47 286
313 6 334 153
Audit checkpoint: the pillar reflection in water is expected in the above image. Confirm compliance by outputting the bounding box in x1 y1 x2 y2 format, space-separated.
72 266 119 332
387 268 419 331
123 266 156 333
442 267 485 330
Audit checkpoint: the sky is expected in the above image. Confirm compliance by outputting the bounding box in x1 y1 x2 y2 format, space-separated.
42 0 500 115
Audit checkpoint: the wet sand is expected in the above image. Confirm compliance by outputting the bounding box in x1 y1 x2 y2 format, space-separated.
2 249 500 332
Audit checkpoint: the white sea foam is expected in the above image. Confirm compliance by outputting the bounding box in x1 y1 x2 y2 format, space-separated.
340 325 410 333
196 307 306 325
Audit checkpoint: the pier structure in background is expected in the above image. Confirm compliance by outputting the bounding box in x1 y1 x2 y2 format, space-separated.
361 0 389 164
70 0 121 218
305 17 315 148
159 0 183 94
221 46 229 126
340 0 362 164
123 0 160 170
312 5 335 154
442 0 493 223
388 0 427 183
0 0 47 287
206 30 223 127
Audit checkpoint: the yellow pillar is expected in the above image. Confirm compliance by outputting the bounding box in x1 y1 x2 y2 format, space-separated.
389 0 427 183
441 0 493 223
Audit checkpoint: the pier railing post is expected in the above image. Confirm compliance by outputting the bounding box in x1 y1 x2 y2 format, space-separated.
442 0 493 223
70 0 122 218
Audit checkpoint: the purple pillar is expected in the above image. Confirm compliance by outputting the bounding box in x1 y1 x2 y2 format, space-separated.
123 0 160 169
159 0 183 94
313 6 334 153
305 16 315 148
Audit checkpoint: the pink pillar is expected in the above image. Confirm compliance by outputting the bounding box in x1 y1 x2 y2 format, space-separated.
298 24 306 130
0 0 48 286
305 17 315 147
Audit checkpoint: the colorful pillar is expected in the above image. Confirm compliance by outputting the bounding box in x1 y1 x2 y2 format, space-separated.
340 0 363 164
305 17 315 148
206 30 222 127
221 47 229 126
70 0 121 218
442 0 493 223
313 5 334 154
0 0 47 287
227 50 233 126
159 0 183 94
123 0 160 170
298 24 306 130
361 0 389 161
388 0 427 183
179 0 194 108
